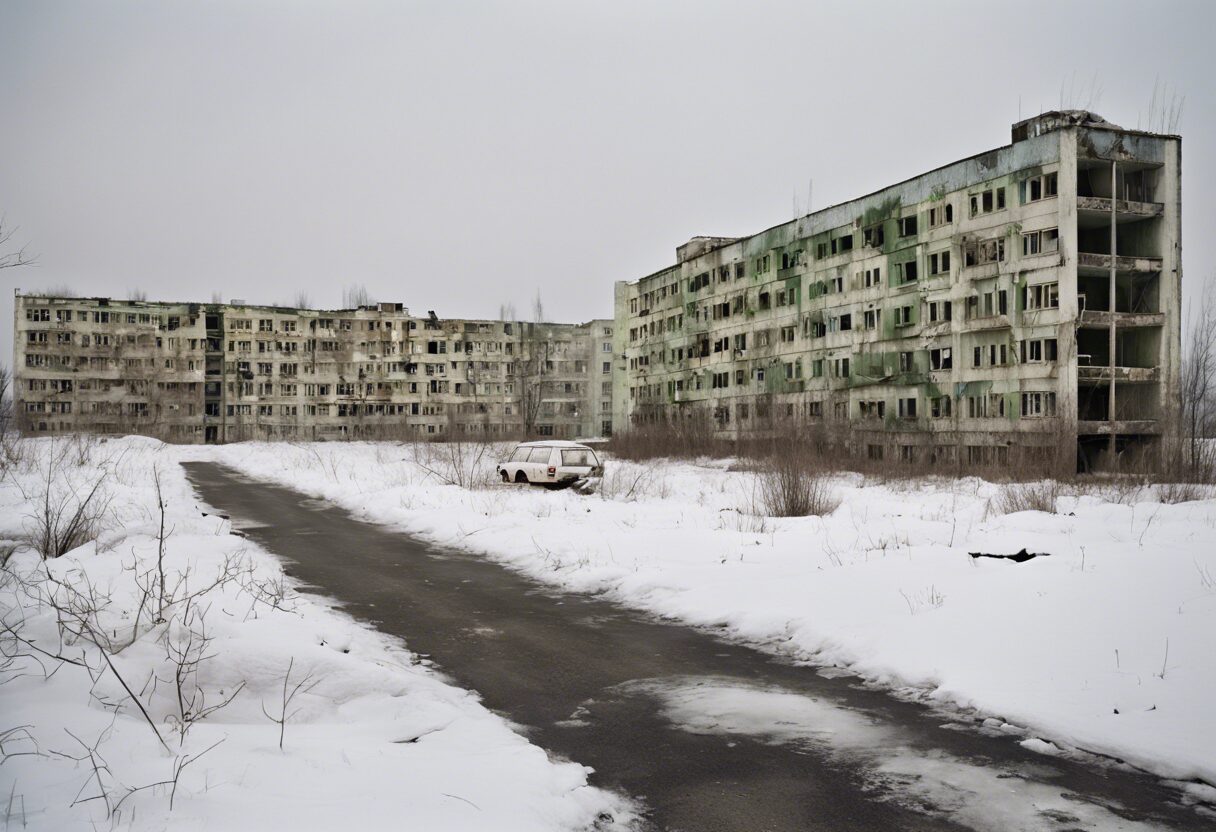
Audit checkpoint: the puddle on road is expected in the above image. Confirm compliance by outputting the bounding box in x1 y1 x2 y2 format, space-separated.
619 676 1165 832
297 498 332 512
463 626 501 638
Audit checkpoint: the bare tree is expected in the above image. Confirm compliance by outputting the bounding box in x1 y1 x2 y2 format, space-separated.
531 289 544 324
0 364 12 440
0 216 35 270
292 291 311 310
516 293 551 436
128 288 148 302
1179 284 1216 478
341 284 373 308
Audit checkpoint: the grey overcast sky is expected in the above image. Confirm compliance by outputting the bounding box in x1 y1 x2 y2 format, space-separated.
1 0 1213 359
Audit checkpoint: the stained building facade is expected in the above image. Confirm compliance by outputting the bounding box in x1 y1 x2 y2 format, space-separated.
613 112 1181 470
14 294 613 443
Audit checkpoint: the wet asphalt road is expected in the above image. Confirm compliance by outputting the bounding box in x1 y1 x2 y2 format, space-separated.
182 462 1213 832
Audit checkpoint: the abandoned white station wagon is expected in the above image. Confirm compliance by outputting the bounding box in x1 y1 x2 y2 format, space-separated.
497 440 604 487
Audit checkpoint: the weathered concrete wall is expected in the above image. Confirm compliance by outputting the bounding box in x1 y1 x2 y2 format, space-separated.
14 295 615 443
615 115 1181 470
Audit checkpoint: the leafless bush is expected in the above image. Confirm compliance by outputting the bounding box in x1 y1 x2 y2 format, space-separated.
608 408 730 461
995 480 1063 514
261 657 319 751
161 598 244 743
756 449 838 518
597 464 651 502
1157 480 1208 504
1096 477 1148 506
19 450 112 559
413 435 503 490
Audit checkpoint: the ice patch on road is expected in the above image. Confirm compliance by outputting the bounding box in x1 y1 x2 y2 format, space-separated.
630 676 1164 832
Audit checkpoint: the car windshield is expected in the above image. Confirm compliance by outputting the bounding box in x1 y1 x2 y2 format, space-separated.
561 449 597 467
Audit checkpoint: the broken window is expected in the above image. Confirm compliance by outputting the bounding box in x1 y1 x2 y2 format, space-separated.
898 216 918 237
864 225 885 248
929 204 953 227
1021 392 1057 418
1020 171 1059 204
1022 228 1059 256
859 400 885 419
930 347 952 370
1023 283 1060 311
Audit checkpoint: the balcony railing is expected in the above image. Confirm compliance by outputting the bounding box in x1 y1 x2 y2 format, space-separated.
1076 365 1160 383
1077 310 1164 328
1077 419 1161 435
1077 252 1163 273
1076 196 1164 218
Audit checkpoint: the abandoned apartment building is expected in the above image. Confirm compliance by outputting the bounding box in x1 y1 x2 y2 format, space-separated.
613 111 1181 470
14 294 615 443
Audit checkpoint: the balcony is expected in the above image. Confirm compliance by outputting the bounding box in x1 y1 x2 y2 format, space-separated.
1077 252 1163 275
1076 196 1164 224
1076 366 1160 383
1077 310 1165 329
1077 419 1161 436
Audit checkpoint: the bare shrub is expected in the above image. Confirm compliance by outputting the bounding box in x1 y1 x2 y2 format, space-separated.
19 449 112 559
162 598 244 743
261 657 319 751
412 435 503 490
757 451 838 518
995 480 1063 514
1158 480 1208 504
609 407 729 461
597 464 651 502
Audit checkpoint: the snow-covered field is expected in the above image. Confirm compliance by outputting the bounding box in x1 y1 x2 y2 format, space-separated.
187 439 1216 794
4 436 1215 830
0 437 631 831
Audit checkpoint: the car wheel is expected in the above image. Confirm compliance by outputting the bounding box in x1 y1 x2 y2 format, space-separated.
514 470 529 484
500 470 510 483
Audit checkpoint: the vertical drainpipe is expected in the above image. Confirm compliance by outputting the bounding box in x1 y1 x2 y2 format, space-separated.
1108 159 1118 467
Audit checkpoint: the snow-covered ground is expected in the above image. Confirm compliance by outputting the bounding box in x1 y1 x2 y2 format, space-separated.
5 436 1214 830
186 439 1216 794
0 437 631 831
